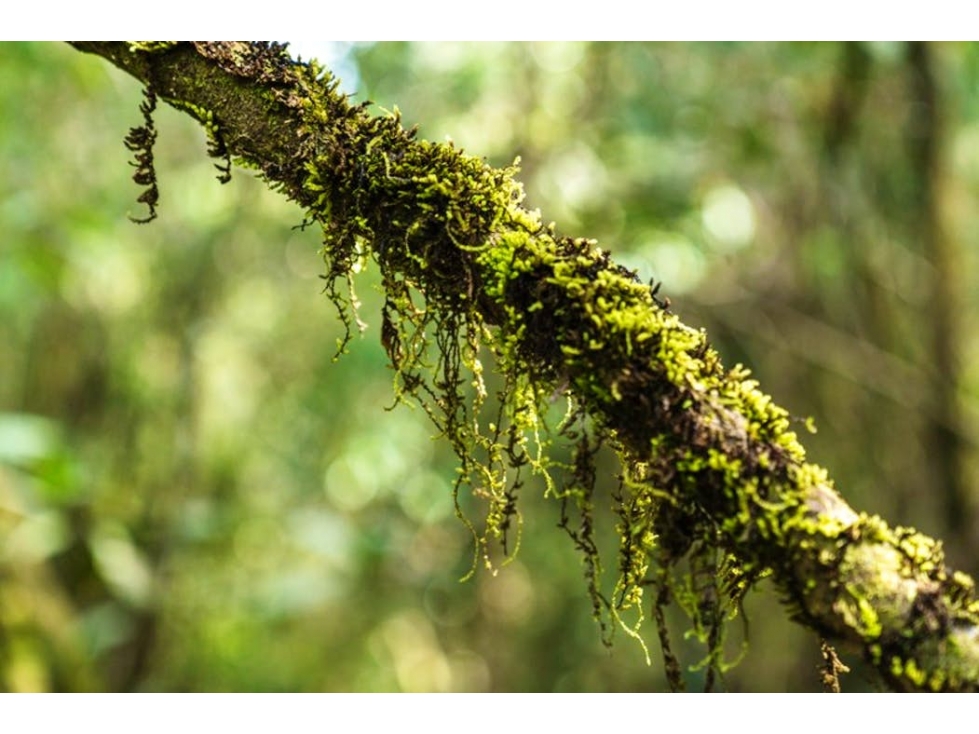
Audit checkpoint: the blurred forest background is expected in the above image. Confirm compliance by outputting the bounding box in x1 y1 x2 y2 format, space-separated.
2 41 979 692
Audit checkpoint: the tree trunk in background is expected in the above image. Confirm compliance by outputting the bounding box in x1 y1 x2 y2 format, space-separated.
905 42 974 566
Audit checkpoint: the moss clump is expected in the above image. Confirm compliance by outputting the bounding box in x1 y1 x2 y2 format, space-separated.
128 41 179 54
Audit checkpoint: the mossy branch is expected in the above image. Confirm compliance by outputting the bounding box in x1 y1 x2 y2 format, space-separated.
69 42 979 692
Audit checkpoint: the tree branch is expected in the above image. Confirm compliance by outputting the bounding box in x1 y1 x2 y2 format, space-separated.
69 41 979 691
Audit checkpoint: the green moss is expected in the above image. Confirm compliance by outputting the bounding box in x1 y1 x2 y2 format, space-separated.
98 42 979 691
128 42 179 54
890 656 928 687
162 98 232 183
123 86 160 224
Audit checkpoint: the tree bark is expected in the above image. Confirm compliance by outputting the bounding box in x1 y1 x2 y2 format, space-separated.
69 42 979 692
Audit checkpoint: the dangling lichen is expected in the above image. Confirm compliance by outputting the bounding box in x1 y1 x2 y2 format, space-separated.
124 86 159 224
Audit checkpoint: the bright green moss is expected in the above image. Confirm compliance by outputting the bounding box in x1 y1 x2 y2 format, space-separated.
891 656 928 688
105 42 979 690
128 41 179 53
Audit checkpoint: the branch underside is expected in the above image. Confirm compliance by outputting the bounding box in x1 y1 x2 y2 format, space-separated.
70 42 979 691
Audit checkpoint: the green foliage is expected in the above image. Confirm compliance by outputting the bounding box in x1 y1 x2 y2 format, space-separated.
6 41 979 692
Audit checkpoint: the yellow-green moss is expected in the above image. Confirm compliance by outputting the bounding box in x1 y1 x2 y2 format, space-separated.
90 41 979 692
128 41 179 54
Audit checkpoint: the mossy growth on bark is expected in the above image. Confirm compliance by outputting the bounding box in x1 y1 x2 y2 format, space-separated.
72 41 979 691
